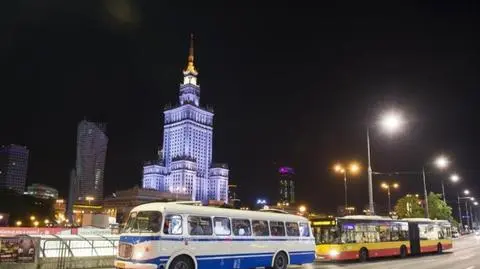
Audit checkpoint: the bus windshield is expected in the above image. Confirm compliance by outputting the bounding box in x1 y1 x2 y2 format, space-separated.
124 211 162 233
313 225 340 244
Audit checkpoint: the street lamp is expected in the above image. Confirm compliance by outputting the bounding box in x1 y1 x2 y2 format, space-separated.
422 155 450 218
367 110 405 214
333 162 361 209
381 182 399 214
450 174 460 182
298 205 307 215
464 190 470 195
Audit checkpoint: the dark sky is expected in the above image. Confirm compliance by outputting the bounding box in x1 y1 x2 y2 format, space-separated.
1 1 479 214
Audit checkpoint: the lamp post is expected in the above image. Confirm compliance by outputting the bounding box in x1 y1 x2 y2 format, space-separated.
366 111 405 215
422 155 450 219
381 182 399 214
334 162 360 210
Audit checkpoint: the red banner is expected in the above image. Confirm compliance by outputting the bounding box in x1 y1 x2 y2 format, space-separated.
0 228 77 236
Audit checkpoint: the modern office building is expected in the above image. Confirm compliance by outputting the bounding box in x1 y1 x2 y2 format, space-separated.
75 120 108 201
142 35 229 203
0 144 29 193
279 166 295 204
25 183 59 199
228 184 241 209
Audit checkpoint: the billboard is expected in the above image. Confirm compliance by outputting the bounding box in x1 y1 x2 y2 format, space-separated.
0 236 36 263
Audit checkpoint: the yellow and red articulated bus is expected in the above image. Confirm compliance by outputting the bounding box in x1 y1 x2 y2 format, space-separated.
311 215 452 262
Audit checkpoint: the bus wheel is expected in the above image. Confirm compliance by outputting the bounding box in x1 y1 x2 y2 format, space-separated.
271 251 288 269
437 243 443 254
400 245 407 258
359 248 368 262
169 255 194 269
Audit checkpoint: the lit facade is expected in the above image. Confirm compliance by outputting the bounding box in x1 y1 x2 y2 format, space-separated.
142 36 229 203
279 166 295 204
25 184 59 199
0 145 29 193
76 120 108 201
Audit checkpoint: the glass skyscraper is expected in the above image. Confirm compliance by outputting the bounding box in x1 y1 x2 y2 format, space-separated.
0 144 29 193
76 120 108 201
143 36 229 203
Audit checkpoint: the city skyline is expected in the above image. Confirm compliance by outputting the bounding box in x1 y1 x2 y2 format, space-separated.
1 3 480 212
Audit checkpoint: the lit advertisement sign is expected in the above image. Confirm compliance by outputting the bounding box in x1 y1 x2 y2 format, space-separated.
312 220 336 226
0 236 36 263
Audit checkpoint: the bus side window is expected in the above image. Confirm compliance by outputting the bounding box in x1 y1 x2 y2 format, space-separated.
299 222 310 237
252 220 269 236
188 216 213 236
232 219 252 236
286 222 300 237
214 217 231 236
270 221 286 237
163 215 183 235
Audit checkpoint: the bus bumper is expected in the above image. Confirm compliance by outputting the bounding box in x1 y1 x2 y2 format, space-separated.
114 260 160 269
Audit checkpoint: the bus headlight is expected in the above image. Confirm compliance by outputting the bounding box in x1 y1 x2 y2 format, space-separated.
329 250 339 257
134 250 144 259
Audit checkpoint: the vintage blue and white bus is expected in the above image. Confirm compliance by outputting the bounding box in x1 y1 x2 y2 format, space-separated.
114 202 315 269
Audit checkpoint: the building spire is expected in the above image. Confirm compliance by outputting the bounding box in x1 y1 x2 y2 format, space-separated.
184 33 198 75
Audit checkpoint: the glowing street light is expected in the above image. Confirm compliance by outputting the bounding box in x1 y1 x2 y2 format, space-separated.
379 111 405 134
465 190 470 195
16 221 22 226
381 182 399 214
333 162 361 210
450 174 460 182
475 202 479 206
367 110 405 214
298 205 307 214
435 156 449 169
30 216 36 221
33 221 39 227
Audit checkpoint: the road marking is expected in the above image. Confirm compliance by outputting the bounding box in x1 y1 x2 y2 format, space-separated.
465 266 475 269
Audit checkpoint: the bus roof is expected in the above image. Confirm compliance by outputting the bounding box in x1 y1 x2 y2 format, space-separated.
402 218 451 224
338 215 394 221
131 202 309 222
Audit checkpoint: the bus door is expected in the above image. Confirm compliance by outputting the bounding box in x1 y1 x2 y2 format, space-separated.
408 222 421 255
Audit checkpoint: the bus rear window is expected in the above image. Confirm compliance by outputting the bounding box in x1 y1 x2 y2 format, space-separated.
125 211 162 233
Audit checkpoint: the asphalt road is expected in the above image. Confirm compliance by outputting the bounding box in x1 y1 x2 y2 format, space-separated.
106 235 480 269
290 234 480 269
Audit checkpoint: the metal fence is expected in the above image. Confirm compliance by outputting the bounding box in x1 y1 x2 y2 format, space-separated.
38 234 119 258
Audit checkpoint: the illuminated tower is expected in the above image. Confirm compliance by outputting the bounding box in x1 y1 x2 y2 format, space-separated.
279 166 295 204
143 35 229 203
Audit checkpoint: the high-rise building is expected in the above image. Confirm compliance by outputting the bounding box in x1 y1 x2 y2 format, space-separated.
228 184 241 209
279 166 295 204
142 35 229 203
76 120 108 201
0 145 29 193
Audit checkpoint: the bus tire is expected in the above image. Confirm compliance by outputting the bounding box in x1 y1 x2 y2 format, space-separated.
400 245 407 258
437 243 443 254
169 255 194 269
359 248 368 262
270 251 288 269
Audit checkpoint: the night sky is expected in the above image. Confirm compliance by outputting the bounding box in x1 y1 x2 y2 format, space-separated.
2 2 479 213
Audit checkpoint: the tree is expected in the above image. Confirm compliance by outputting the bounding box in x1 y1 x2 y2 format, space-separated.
427 192 453 220
394 194 424 218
